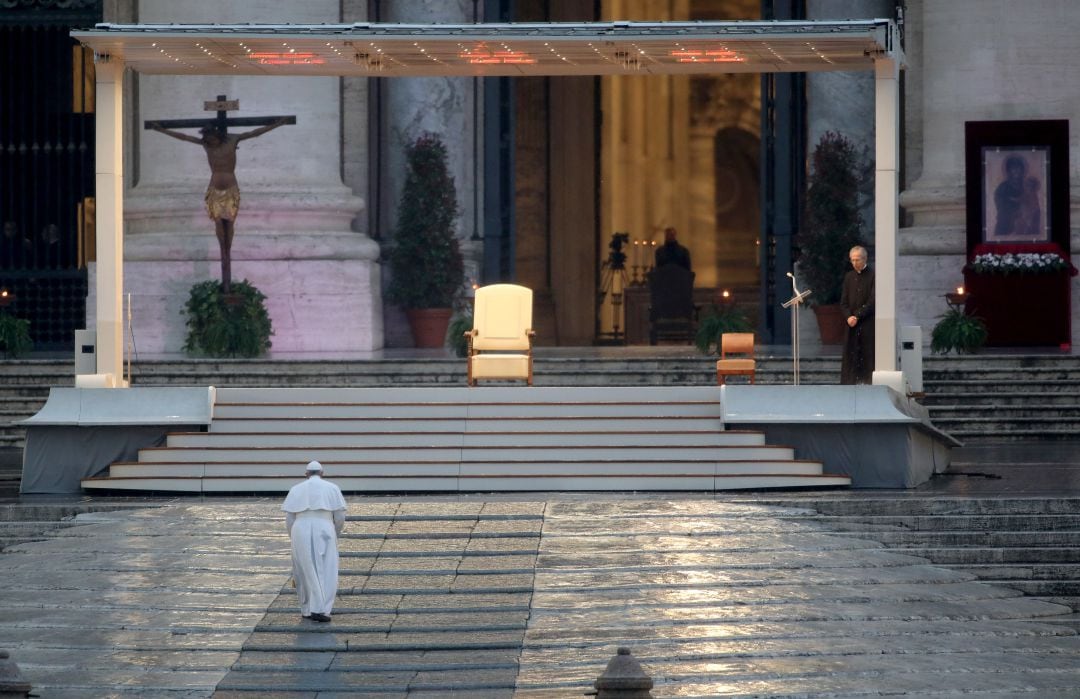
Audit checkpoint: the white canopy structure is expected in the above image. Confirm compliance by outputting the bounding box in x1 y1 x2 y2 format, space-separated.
72 19 904 388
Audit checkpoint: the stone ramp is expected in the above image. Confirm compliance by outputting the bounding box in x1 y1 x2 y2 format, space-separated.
4 498 1079 697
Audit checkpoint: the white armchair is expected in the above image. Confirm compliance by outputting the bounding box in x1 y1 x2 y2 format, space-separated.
466 284 535 386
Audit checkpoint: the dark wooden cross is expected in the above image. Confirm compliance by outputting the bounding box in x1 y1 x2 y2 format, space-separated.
144 94 296 134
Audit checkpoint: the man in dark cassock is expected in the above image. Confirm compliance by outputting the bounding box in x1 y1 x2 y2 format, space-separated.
840 245 875 385
654 227 692 270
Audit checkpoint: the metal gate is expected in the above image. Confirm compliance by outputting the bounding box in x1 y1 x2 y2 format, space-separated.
1 1 102 352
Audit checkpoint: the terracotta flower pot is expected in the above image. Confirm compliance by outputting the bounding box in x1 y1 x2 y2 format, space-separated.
405 308 454 349
812 304 847 345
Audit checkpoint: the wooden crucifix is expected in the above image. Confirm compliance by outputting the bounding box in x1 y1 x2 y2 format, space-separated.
145 95 295 293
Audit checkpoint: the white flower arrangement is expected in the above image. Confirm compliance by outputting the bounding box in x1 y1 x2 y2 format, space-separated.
967 252 1070 275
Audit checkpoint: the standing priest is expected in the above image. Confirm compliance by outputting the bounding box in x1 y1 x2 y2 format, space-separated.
840 245 875 385
283 461 347 622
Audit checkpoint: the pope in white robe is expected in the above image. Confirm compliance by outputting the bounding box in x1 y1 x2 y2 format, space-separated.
282 460 347 622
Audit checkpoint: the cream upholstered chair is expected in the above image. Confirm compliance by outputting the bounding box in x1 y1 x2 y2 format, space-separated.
466 284 535 386
716 332 756 385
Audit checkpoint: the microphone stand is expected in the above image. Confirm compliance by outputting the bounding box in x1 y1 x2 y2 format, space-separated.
781 273 811 385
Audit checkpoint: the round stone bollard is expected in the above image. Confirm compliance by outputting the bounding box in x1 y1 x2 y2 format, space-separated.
0 650 31 698
593 647 654 698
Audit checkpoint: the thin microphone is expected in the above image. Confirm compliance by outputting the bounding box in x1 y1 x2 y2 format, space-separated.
786 272 794 278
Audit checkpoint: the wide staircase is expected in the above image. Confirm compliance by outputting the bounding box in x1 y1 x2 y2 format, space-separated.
771 496 1080 618
80 386 849 493
917 354 1080 442
3 352 1079 455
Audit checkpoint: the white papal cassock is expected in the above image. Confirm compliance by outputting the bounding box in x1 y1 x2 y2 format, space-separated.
282 473 348 617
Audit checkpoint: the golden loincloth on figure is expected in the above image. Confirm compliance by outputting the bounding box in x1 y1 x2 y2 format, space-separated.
204 185 240 222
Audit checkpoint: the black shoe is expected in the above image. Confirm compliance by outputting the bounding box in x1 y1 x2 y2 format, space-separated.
301 614 312 620
311 613 332 623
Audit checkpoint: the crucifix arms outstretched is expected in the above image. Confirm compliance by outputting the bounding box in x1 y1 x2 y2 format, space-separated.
147 117 291 191
143 96 296 293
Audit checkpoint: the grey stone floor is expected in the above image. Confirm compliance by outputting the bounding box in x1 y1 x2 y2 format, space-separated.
4 484 1080 697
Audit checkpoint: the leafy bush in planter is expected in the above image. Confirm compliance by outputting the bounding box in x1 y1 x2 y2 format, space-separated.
386 133 465 310
694 304 752 355
446 312 473 358
182 279 273 357
931 308 987 355
0 313 32 358
798 131 868 306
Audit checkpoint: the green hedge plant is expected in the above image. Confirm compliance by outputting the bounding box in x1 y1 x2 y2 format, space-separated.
386 133 465 310
931 308 987 355
0 313 32 358
182 279 273 357
694 304 752 355
798 131 868 306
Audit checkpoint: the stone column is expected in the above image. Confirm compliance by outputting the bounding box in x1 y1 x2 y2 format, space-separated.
376 0 479 346
121 0 381 354
899 0 1080 344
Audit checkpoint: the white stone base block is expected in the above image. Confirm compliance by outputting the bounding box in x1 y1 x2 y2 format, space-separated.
90 248 383 355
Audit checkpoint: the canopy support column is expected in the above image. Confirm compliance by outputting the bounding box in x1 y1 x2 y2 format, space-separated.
93 56 125 387
872 54 901 387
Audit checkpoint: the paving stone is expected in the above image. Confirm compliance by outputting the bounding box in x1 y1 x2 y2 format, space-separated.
457 554 540 571
369 556 463 572
326 648 520 670
378 538 470 554
388 610 529 632
464 537 540 553
359 574 457 592
479 502 546 516
336 537 385 553
472 519 544 535
395 592 531 611
394 502 484 517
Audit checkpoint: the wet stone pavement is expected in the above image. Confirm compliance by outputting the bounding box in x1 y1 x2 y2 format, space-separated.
2 496 1080 698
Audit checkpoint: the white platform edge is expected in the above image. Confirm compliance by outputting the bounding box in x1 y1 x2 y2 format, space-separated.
21 386 216 426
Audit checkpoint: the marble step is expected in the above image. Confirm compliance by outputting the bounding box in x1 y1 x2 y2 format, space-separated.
209 416 733 434
109 459 826 478
772 498 1080 517
922 392 1080 406
135 446 807 464
167 431 780 451
890 547 1080 565
928 404 1080 416
212 402 726 419
806 514 1080 532
81 472 850 493
924 378 1080 393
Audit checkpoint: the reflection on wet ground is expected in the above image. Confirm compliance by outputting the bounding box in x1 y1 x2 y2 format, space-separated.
3 458 1080 697
1 443 1078 695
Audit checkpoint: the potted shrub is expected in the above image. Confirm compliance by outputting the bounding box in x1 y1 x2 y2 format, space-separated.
694 301 752 355
182 279 273 357
0 313 32 358
798 131 868 345
446 311 473 358
931 307 987 355
386 133 465 348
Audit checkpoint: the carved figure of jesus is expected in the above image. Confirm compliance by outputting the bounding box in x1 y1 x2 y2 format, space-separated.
149 117 289 292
